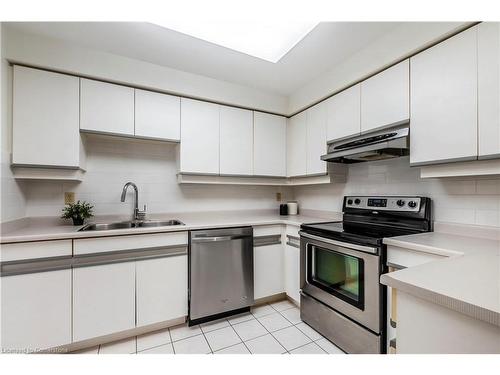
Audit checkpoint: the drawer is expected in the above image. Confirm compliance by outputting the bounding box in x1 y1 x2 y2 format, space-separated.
286 224 300 237
74 232 188 256
387 245 446 269
253 225 283 237
0 240 72 262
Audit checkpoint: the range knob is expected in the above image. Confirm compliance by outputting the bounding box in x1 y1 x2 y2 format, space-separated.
396 199 405 207
354 198 361 205
347 199 353 205
408 201 417 208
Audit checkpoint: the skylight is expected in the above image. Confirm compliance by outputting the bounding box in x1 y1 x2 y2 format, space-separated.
153 21 318 63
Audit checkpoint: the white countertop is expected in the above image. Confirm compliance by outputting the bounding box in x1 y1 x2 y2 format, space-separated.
381 232 500 326
0 209 342 244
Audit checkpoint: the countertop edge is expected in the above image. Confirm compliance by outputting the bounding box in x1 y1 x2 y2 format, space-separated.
383 237 465 258
380 273 500 327
0 215 335 244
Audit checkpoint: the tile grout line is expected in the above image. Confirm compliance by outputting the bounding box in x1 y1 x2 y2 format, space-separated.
289 340 328 354
168 328 175 354
250 303 288 354
200 329 214 354
262 305 314 353
227 322 252 354
137 302 326 355
137 340 174 354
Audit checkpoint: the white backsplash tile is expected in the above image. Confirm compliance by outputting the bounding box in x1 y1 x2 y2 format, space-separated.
19 135 291 218
7 133 500 229
293 157 500 228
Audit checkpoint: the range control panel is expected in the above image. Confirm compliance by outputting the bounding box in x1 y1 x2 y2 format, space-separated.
345 196 421 212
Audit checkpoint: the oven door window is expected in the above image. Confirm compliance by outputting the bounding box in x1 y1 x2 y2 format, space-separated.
307 244 365 310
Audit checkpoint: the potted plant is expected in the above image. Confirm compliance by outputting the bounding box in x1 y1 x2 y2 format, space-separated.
61 200 94 226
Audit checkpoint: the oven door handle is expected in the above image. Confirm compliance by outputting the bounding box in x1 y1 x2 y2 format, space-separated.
298 231 378 255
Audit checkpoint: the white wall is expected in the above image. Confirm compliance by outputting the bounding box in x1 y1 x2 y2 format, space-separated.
293 157 500 227
2 26 288 115
23 135 287 218
288 22 470 114
0 24 26 222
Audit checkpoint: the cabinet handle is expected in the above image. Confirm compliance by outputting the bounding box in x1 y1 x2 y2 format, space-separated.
191 235 251 243
1 245 188 276
253 235 281 247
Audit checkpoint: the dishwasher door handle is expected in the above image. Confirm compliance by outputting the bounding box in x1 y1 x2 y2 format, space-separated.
191 235 251 243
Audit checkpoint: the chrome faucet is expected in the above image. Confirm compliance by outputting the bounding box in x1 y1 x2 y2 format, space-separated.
121 182 146 221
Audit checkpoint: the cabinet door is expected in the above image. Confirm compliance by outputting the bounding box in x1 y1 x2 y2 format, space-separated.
73 262 135 341
254 244 284 299
306 102 327 175
80 78 134 135
1 270 72 351
361 60 409 133
12 66 80 168
179 98 220 174
219 106 253 175
135 89 180 141
478 23 500 158
284 244 300 304
286 112 307 177
326 84 361 142
410 28 478 166
253 112 287 177
136 255 188 327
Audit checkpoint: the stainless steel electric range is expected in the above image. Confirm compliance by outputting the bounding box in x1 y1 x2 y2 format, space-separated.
299 196 432 354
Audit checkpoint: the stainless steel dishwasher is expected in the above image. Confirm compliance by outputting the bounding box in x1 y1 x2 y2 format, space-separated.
189 226 254 325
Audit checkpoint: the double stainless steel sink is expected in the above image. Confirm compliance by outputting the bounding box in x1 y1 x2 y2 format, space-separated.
79 219 184 231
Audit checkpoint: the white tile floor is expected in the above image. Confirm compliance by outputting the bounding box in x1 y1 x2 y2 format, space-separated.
73 300 345 354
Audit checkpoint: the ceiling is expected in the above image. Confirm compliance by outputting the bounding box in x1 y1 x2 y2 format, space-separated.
6 22 403 96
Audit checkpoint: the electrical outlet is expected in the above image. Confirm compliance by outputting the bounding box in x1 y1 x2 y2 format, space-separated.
64 192 75 205
276 192 282 202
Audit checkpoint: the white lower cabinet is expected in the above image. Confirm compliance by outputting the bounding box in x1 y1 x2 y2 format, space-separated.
1 270 72 352
136 255 188 326
254 244 284 299
284 243 301 304
73 262 136 341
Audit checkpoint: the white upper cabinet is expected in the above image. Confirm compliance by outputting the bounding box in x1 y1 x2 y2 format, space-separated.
253 112 287 177
219 106 254 175
179 98 220 174
287 111 307 177
12 66 81 168
361 59 410 133
326 84 361 142
306 103 328 175
80 78 135 135
134 89 180 141
478 23 500 158
410 27 478 166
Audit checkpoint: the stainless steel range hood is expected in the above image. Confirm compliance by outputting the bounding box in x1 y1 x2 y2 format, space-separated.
321 123 409 164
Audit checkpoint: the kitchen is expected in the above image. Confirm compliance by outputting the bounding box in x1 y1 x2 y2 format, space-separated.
1 3 499 370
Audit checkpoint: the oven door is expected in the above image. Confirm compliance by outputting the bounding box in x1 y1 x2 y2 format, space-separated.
299 231 381 333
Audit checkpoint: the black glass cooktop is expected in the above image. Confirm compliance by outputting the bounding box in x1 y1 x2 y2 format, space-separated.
300 221 423 247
